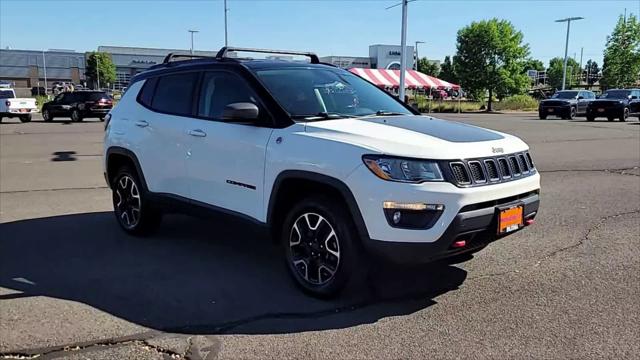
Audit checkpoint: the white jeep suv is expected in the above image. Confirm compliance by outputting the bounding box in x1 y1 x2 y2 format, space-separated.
103 47 540 297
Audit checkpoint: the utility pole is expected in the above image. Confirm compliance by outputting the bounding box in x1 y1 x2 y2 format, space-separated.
224 0 229 46
414 41 424 71
188 29 199 54
556 17 584 90
579 47 583 84
96 55 100 90
42 50 48 95
399 0 408 101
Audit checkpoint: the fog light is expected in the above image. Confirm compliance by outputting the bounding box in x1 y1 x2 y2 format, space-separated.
452 240 466 248
392 211 402 224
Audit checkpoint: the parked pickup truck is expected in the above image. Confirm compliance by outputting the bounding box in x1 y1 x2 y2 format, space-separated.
0 87 39 123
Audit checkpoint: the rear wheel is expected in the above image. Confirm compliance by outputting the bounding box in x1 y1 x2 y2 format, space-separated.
568 107 576 120
71 109 82 122
538 113 547 120
282 196 360 298
586 115 595 121
620 108 629 122
19 115 32 123
112 166 162 235
607 117 614 122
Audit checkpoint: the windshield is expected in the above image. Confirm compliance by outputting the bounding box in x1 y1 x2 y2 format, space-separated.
255 68 412 120
0 90 14 99
551 91 578 99
601 90 630 99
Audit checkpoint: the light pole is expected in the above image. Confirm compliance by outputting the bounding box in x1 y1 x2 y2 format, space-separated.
224 0 229 46
386 0 415 101
555 16 584 90
414 40 425 71
42 50 48 95
188 29 199 54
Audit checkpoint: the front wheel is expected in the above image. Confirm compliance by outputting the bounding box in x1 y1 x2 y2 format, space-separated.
620 108 629 122
112 166 161 235
586 116 595 121
19 115 32 123
71 109 82 122
282 196 360 298
42 109 53 122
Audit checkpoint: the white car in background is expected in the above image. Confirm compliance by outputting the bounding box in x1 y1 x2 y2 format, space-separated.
0 87 39 123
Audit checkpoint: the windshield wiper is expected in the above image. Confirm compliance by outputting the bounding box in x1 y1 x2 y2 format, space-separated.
292 112 356 121
358 110 407 117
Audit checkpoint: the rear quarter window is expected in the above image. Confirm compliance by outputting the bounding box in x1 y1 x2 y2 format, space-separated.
137 78 158 108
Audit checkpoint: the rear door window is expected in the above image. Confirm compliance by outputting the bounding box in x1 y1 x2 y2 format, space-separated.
151 72 198 116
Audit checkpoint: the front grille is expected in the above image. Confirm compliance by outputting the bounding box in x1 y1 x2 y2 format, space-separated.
484 159 500 181
468 161 486 183
498 158 511 178
542 101 569 107
509 156 521 176
450 162 470 184
446 151 536 187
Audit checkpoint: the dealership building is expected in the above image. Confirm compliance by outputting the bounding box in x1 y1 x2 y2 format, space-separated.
0 44 417 91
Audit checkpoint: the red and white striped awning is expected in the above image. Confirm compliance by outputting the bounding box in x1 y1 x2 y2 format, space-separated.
349 68 460 90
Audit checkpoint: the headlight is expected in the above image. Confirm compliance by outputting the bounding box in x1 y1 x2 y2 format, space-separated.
362 155 444 183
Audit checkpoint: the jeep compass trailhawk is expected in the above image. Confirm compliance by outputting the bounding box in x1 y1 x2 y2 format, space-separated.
103 47 541 297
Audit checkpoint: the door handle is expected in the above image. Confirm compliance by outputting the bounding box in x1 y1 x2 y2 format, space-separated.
188 129 207 137
134 120 149 128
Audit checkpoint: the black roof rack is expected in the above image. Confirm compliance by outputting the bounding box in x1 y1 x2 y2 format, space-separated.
162 52 216 64
215 46 319 64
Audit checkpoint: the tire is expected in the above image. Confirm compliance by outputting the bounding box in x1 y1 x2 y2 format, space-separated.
19 115 32 123
112 166 162 236
607 117 614 122
539 113 547 120
620 108 629 122
568 107 576 120
42 109 53 122
282 195 360 298
586 115 595 121
71 109 82 122
99 116 105 122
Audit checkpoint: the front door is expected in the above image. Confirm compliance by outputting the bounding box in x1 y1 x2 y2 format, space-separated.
184 71 274 221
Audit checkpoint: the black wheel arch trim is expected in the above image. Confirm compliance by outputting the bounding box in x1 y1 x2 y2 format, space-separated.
105 147 149 192
266 170 370 242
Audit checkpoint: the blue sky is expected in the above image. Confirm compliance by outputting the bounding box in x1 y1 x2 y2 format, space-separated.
1 0 638 66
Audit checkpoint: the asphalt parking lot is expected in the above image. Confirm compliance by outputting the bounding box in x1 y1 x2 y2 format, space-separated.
1 112 639 359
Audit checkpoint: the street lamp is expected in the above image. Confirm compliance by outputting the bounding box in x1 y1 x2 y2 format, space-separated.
188 29 199 54
386 0 416 101
414 41 425 70
555 17 584 90
224 0 229 46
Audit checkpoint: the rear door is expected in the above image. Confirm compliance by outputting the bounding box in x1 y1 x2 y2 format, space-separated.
130 73 198 198
184 70 274 221
577 91 589 114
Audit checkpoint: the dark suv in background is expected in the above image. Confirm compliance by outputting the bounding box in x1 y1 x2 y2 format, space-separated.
586 89 640 122
42 90 113 122
538 90 595 120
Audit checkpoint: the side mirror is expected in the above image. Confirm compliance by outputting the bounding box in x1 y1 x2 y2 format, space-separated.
222 102 259 121
630 95 638 100
577 96 584 100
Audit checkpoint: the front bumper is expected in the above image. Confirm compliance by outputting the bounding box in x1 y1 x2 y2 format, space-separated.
363 191 539 264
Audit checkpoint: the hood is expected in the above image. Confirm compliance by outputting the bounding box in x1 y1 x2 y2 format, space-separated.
301 115 527 159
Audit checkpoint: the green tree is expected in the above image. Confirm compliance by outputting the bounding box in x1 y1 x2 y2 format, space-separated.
439 56 457 83
523 58 545 72
585 59 601 85
601 14 640 88
547 57 581 90
86 52 116 89
417 57 440 77
453 19 530 111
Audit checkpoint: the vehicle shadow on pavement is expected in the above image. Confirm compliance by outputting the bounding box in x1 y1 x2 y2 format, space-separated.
0 212 467 335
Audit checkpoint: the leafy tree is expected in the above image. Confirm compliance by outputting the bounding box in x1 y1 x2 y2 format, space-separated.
417 57 440 77
86 52 116 89
439 56 457 83
523 58 545 72
601 14 640 88
547 57 581 90
453 19 530 111
584 59 601 85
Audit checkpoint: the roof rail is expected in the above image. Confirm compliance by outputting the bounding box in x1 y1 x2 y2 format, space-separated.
215 46 319 64
162 52 216 64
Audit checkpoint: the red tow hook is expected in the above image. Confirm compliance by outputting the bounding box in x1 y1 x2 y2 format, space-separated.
452 240 467 248
525 219 535 226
